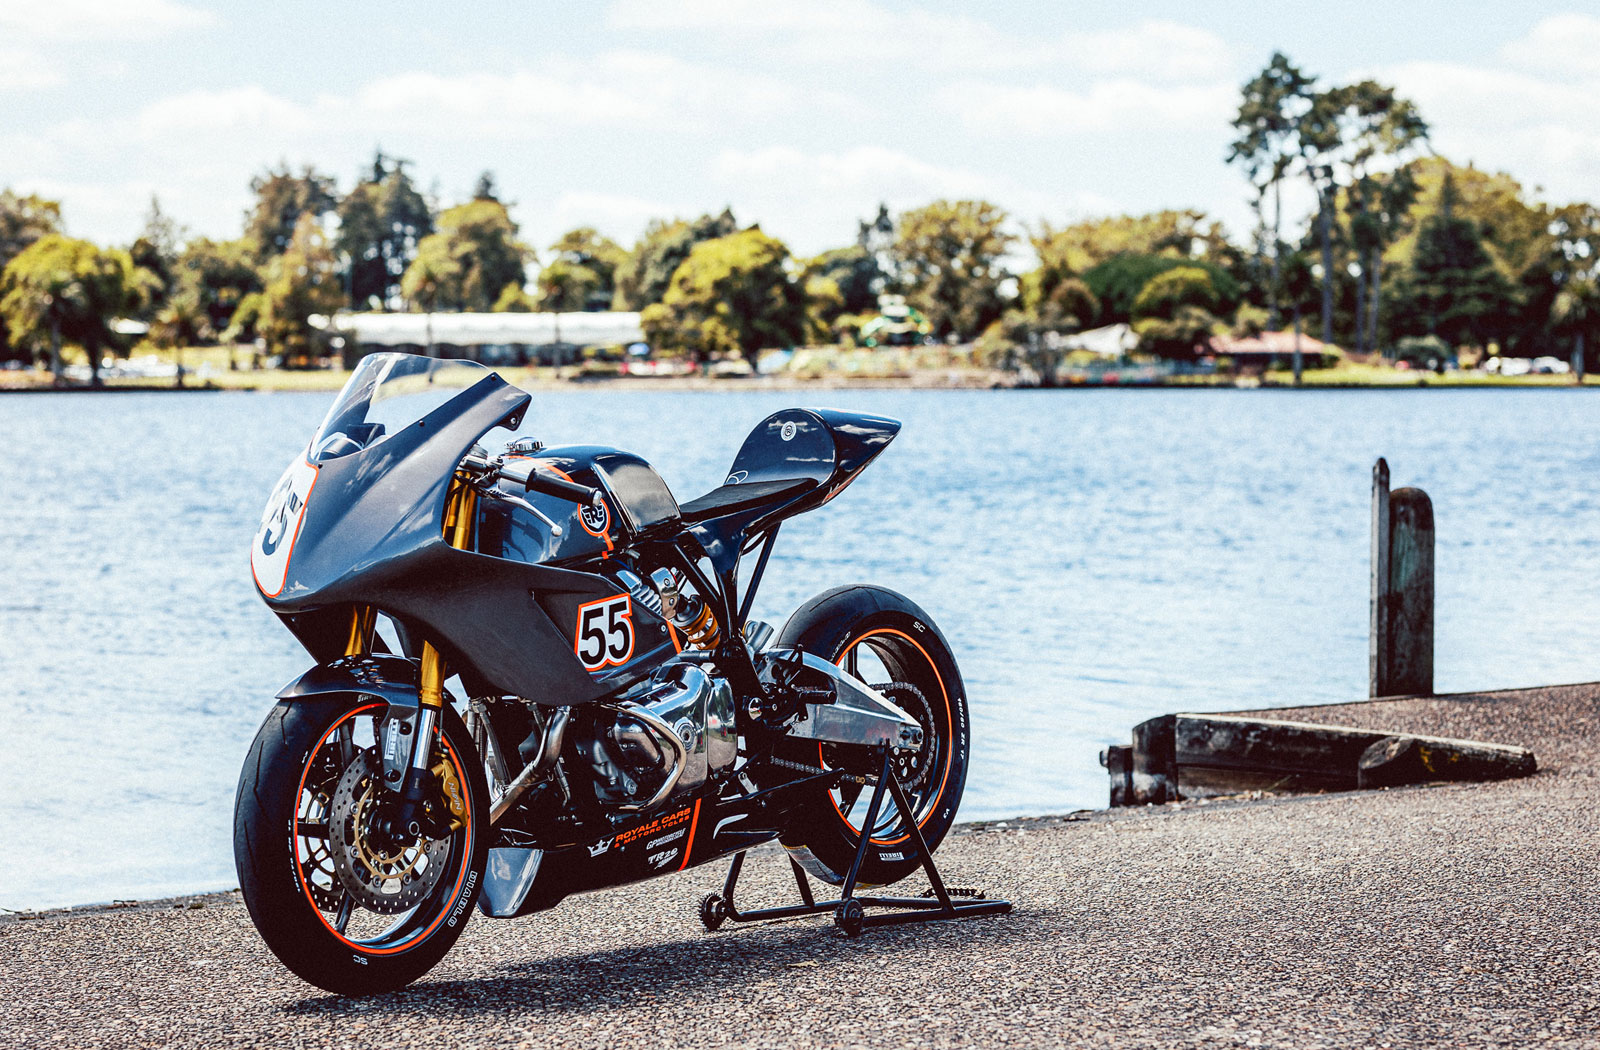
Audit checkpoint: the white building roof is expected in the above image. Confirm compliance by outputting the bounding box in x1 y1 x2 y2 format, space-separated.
330 311 644 348
1061 323 1138 357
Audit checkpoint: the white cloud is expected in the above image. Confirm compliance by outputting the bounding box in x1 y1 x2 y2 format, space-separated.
708 145 1113 254
1378 58 1600 201
0 48 61 90
938 78 1236 136
0 0 214 40
136 86 314 137
1501 13 1600 79
533 191 677 250
608 0 1037 69
607 1 1229 81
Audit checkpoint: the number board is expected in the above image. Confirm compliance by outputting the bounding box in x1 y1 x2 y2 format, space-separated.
574 594 635 671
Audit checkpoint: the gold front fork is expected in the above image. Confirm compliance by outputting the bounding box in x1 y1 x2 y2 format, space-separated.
343 604 376 657
418 476 477 710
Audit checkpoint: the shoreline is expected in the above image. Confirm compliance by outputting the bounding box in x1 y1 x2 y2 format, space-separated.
2 374 1596 395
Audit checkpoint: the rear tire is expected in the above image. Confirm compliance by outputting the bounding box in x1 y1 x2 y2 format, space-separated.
233 697 488 996
772 585 970 888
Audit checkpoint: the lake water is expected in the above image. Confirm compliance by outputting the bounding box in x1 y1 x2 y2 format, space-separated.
4 386 1599 911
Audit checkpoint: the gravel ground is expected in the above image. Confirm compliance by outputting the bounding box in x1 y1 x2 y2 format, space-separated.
4 684 1597 1049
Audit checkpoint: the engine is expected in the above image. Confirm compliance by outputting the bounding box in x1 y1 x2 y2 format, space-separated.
575 663 737 808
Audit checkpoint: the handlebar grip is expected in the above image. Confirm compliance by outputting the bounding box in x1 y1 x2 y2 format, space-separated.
523 470 603 507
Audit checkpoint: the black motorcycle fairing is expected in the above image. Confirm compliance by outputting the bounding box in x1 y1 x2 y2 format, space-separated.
262 372 659 704
681 408 902 572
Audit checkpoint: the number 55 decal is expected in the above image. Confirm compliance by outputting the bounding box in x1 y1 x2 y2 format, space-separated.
575 595 635 671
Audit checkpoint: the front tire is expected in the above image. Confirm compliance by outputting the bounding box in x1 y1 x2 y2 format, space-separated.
233 697 488 996
773 585 970 888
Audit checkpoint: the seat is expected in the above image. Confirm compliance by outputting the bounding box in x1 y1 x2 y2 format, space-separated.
677 478 818 524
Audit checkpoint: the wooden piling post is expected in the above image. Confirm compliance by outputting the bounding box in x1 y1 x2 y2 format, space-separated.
1370 459 1434 697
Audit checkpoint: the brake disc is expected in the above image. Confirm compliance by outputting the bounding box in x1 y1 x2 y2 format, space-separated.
328 751 451 914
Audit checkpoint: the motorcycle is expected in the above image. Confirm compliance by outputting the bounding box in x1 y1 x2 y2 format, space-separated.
234 352 980 995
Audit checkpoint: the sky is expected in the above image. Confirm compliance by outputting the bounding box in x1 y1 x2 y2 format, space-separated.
2 1 1598 260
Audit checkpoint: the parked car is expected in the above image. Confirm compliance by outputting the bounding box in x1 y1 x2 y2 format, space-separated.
1532 356 1571 374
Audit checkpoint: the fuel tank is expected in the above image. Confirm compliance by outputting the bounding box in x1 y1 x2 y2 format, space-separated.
477 445 681 567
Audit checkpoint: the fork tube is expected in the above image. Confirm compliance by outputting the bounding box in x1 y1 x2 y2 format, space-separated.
343 605 376 657
419 478 477 712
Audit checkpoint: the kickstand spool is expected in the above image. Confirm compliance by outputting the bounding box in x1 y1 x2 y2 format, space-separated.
697 749 1012 936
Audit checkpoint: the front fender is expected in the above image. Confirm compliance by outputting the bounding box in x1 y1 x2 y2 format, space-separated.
275 653 421 708
276 655 425 784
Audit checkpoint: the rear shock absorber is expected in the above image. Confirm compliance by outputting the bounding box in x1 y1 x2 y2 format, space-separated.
652 569 722 650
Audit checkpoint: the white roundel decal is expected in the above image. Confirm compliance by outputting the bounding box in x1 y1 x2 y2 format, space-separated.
252 456 319 598
779 421 798 441
579 499 609 536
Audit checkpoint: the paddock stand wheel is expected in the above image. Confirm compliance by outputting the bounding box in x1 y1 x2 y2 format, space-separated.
694 748 1012 938
699 892 729 932
833 899 865 937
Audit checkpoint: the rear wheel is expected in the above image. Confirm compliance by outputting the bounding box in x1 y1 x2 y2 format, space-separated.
233 697 487 996
773 585 970 888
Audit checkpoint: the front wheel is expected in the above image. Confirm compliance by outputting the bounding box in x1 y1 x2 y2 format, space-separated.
233 697 488 996
772 585 970 888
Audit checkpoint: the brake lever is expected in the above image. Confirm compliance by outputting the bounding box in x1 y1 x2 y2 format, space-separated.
474 481 564 536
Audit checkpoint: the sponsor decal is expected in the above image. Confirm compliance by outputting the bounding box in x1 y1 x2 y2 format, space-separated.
578 499 609 537
646 827 687 850
575 594 635 671
714 814 749 836
613 806 693 848
587 838 613 857
251 456 319 598
878 852 904 862
725 470 748 485
648 849 679 869
447 870 478 927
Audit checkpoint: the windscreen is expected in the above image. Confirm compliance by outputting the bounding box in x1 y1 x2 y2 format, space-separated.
309 353 497 464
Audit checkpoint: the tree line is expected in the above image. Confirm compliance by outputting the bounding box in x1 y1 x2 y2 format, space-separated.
2 53 1597 384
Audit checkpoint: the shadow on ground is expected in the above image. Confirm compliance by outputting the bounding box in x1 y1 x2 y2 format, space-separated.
283 907 1033 1018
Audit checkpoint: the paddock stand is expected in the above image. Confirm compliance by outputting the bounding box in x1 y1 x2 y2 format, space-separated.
697 748 1013 937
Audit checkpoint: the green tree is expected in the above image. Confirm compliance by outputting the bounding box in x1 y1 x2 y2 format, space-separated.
126 195 185 320
1346 167 1420 355
399 237 460 355
0 190 64 360
614 210 738 310
641 228 806 362
337 152 434 310
0 234 145 384
401 198 530 314
1083 254 1242 326
892 199 1013 340
806 246 883 320
1130 266 1223 358
244 164 337 263
1393 175 1516 349
260 214 342 365
1229 52 1314 327
538 227 627 311
171 238 261 340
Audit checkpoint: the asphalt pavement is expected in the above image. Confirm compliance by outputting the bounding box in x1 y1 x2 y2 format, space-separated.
4 683 1596 1049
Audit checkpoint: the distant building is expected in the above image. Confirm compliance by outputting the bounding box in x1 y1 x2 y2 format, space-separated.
1061 324 1138 357
1207 330 1338 367
326 311 645 365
